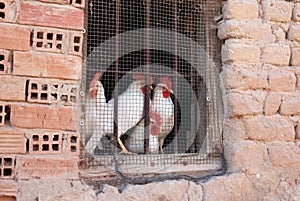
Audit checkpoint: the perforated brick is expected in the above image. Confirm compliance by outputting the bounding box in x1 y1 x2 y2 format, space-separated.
0 0 6 21
29 132 62 155
29 132 62 154
27 80 79 105
0 155 15 179
0 103 7 127
0 50 10 74
59 84 78 106
32 29 67 53
69 32 83 56
27 80 53 104
65 133 80 156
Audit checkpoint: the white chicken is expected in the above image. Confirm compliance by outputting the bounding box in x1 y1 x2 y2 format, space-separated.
84 71 106 152
152 76 174 153
86 73 153 154
124 110 162 154
108 74 153 154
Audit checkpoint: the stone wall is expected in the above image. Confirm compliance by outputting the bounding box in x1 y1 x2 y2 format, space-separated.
0 0 299 200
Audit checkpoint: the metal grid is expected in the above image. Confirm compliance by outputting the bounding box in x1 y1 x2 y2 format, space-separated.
80 0 222 170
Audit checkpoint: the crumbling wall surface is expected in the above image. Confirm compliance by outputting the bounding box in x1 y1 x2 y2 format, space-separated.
0 0 299 200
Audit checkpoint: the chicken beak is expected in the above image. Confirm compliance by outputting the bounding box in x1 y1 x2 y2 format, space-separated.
149 85 153 89
170 89 174 94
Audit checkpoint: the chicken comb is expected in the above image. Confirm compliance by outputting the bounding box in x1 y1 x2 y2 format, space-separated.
132 73 153 85
89 71 102 88
158 76 172 90
150 111 162 126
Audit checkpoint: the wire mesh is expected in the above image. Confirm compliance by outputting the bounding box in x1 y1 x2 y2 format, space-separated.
80 0 222 170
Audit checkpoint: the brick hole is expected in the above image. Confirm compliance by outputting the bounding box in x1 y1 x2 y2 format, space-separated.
31 83 38 90
0 12 4 19
4 106 10 124
56 34 63 41
70 96 76 103
47 33 53 40
75 0 81 4
0 64 4 71
52 144 59 151
70 146 77 152
32 135 39 141
0 55 4 61
56 44 62 50
32 144 39 151
0 105 3 113
0 158 2 166
0 2 5 9
41 84 48 91
37 32 43 39
51 93 58 100
30 93 38 100
36 42 43 47
43 135 49 141
26 139 29 152
46 43 53 48
41 93 48 100
0 170 1 177
0 116 3 125
61 95 68 102
53 84 58 89
71 136 77 143
53 135 59 141
71 87 77 93
3 158 12 166
3 168 12 176
74 46 80 52
42 144 49 151
74 36 81 43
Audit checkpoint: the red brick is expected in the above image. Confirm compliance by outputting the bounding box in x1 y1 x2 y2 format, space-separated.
0 50 11 75
0 128 26 154
11 105 79 131
0 24 30 51
29 132 62 155
69 32 83 56
0 0 17 23
0 155 15 179
27 79 79 105
0 181 17 197
14 52 82 80
17 2 84 30
0 76 26 101
65 133 80 156
17 156 78 179
32 28 68 54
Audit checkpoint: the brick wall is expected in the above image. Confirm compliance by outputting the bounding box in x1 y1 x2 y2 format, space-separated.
0 0 83 199
0 0 300 200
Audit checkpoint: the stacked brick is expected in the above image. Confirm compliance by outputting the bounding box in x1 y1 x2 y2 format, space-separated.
218 0 300 199
0 0 84 198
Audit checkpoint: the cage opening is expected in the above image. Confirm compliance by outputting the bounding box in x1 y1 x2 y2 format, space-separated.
82 0 222 168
